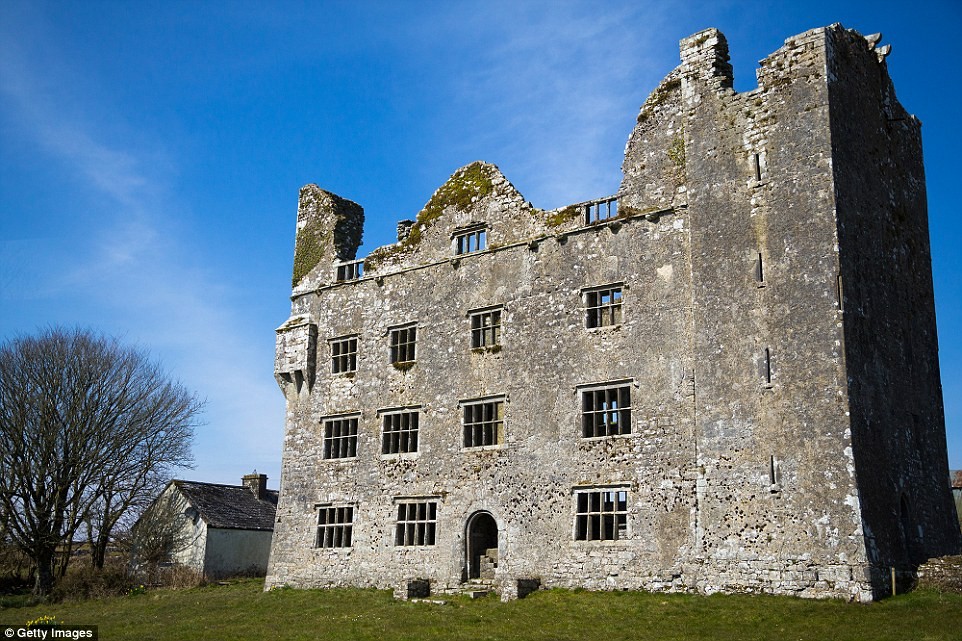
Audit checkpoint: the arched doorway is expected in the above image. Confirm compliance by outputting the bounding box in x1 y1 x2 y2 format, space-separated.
465 512 499 580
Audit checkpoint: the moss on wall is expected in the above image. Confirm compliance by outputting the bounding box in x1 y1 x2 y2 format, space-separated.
365 162 495 272
292 218 331 287
546 205 581 228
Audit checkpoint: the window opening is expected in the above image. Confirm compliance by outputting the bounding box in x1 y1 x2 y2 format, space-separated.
323 415 358 459
754 252 765 285
316 505 354 548
585 198 618 224
455 228 487 255
390 325 417 364
581 384 632 437
470 307 502 349
575 489 628 541
462 398 505 448
395 501 437 546
584 285 623 328
381 410 419 455
330 336 358 374
336 260 363 282
763 348 772 386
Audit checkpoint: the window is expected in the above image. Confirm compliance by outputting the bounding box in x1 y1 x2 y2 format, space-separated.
575 489 628 541
754 252 765 286
584 285 623 328
395 501 437 546
585 198 618 224
336 260 363 282
381 409 419 455
316 505 353 548
469 307 502 349
462 397 505 448
322 415 358 459
390 324 417 364
454 227 487 255
330 336 358 374
581 384 631 437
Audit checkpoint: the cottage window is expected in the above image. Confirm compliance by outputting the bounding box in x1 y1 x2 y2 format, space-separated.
316 505 353 548
575 488 628 541
469 306 502 349
454 227 487 255
395 501 437 546
381 409 419 455
335 260 363 282
462 397 505 448
322 415 358 459
390 324 417 365
330 335 358 374
581 383 631 437
584 284 623 328
585 198 618 224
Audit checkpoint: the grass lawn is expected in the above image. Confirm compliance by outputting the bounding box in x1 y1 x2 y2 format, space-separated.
2 579 960 641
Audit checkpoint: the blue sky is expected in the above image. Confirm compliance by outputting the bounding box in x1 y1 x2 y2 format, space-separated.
1 0 960 487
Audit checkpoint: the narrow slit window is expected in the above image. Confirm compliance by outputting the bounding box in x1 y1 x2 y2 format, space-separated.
752 153 762 181
763 348 772 385
836 273 844 310
754 252 765 285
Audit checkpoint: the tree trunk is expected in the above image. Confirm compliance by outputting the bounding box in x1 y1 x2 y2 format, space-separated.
33 550 55 596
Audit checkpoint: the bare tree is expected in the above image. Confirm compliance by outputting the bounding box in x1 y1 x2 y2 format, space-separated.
0 327 202 595
127 486 201 582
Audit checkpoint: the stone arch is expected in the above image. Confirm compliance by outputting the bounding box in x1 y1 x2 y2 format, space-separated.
465 511 499 580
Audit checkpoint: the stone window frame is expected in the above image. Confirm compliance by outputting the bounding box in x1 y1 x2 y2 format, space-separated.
468 304 503 351
460 395 506 450
335 259 364 282
573 485 629 542
584 197 619 225
389 322 417 366
329 334 358 375
452 224 488 255
578 380 633 438
321 413 360 460
378 406 421 456
394 498 439 547
583 283 624 329
314 503 355 549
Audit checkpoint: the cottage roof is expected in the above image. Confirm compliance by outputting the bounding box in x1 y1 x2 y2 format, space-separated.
173 480 278 531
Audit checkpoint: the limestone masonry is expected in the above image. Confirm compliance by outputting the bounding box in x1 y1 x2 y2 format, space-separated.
266 25 962 601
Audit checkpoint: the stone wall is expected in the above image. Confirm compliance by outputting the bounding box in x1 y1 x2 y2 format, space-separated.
266 24 960 602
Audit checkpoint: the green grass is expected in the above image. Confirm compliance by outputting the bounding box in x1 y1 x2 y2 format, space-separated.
2 580 960 641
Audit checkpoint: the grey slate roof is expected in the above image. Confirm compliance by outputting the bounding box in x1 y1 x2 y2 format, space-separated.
173 480 278 531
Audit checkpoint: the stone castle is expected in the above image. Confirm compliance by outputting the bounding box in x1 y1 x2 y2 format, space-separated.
265 25 962 601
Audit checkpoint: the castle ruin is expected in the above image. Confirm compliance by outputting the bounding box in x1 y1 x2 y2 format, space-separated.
265 24 962 601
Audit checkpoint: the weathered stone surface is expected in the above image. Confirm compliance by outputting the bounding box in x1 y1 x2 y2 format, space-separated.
265 24 961 602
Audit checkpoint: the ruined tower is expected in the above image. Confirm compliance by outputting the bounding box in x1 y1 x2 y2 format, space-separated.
266 25 960 601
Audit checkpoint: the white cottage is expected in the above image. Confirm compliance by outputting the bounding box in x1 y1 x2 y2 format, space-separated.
139 473 278 579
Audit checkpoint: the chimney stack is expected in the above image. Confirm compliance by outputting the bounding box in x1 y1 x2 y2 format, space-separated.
242 472 268 500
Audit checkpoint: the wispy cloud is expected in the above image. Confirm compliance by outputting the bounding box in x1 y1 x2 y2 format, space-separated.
0 3 283 484
432 3 674 208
